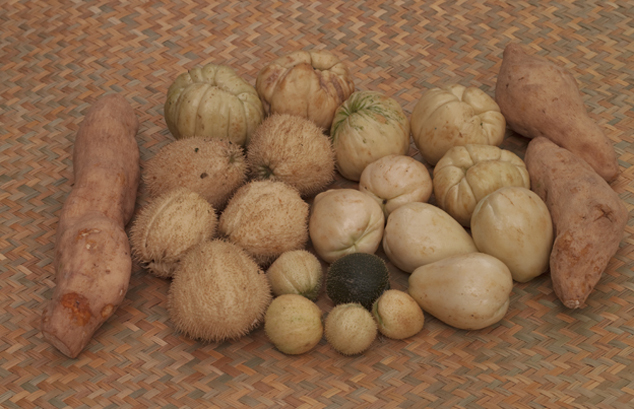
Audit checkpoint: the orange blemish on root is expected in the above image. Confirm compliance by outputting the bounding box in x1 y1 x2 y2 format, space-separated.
60 292 92 326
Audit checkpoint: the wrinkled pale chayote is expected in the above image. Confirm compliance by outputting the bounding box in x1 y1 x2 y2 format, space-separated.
164 64 264 145
410 84 506 165
433 144 530 226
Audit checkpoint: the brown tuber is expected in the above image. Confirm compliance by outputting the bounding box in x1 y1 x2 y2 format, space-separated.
41 94 140 358
524 137 627 309
495 43 620 182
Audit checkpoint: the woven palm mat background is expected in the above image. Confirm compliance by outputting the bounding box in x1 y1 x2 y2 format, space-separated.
2 0 634 408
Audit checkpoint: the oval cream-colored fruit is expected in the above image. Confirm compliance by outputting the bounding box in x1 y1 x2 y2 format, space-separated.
309 189 384 263
267 250 323 300
471 186 554 283
408 252 513 330
382 202 477 273
325 303 377 355
359 154 432 218
264 294 323 355
372 289 425 339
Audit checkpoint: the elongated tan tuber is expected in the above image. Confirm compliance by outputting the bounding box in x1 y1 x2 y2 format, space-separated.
41 94 140 358
524 137 627 309
496 43 620 182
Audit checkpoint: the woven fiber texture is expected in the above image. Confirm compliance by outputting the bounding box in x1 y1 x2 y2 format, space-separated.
2 1 634 408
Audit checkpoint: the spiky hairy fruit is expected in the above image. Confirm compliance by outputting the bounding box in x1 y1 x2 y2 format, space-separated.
247 114 335 197
168 240 272 342
129 188 217 279
219 180 309 266
143 136 247 210
326 252 390 310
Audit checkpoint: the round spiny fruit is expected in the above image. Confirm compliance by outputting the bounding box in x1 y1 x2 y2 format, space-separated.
219 180 309 265
168 240 272 342
247 114 335 197
129 188 217 278
143 137 247 210
326 252 390 310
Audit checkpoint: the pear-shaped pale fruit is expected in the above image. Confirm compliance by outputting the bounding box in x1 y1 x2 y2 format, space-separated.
408 253 513 330
382 202 477 273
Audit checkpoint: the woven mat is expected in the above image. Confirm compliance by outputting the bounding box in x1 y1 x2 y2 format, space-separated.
2 1 634 408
